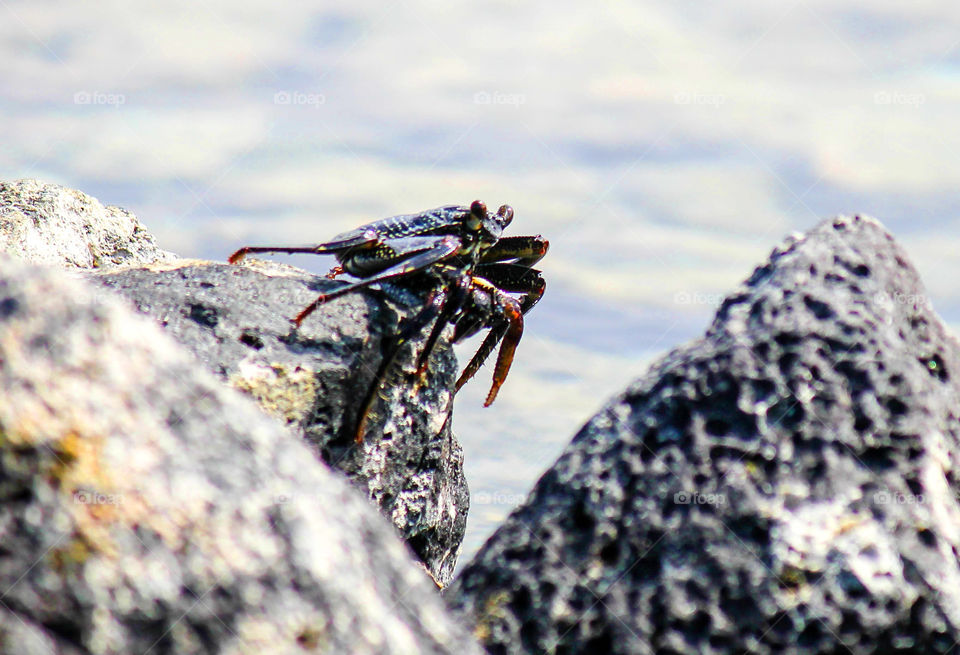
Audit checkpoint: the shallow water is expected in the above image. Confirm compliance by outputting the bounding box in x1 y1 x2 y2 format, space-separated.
3 0 959 566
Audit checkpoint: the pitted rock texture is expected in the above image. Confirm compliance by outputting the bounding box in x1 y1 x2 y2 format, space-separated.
0 179 175 268
448 215 960 654
91 258 468 585
0 256 482 655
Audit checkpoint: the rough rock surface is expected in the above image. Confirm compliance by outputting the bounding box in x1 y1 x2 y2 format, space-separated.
448 215 960 654
91 258 468 585
0 178 175 269
0 255 482 655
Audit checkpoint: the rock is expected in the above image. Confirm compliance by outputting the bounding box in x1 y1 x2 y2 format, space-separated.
0 178 467 585
90 258 468 586
0 606 86 655
0 179 174 269
0 255 482 655
448 215 960 654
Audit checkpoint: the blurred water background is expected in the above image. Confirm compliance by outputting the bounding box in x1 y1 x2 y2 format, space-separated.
3 0 960 564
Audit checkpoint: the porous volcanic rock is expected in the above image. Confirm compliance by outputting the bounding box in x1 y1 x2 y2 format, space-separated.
448 215 960 654
0 255 482 655
91 258 468 586
0 179 174 268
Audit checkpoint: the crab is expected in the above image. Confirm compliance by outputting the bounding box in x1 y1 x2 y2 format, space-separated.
228 200 513 324
228 200 548 441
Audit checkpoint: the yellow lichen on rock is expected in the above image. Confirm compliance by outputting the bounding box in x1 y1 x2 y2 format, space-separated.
230 361 318 425
49 432 125 561
473 591 511 643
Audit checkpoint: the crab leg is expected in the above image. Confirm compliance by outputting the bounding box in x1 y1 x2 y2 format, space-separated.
293 236 462 326
484 298 524 406
227 230 384 264
354 285 450 443
414 273 472 376
228 244 336 264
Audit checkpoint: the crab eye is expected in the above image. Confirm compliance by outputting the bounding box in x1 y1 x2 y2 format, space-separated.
466 200 486 231
497 205 514 227
470 200 486 217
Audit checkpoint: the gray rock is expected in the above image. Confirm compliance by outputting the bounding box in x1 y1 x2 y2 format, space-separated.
0 255 482 655
448 215 960 654
0 607 86 655
0 179 175 269
0 178 467 584
90 258 468 586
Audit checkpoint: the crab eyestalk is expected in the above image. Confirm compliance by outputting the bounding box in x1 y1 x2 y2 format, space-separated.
497 204 514 226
